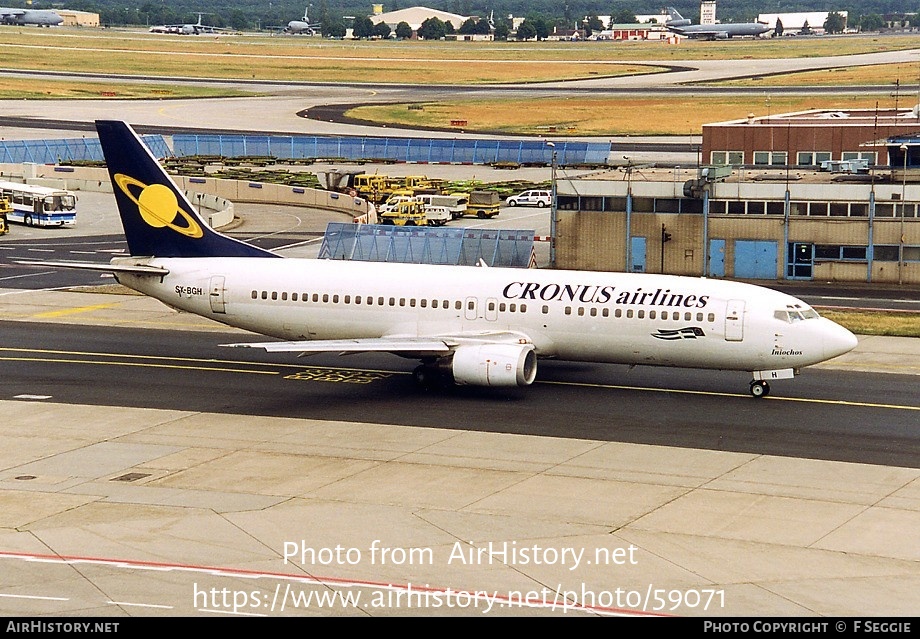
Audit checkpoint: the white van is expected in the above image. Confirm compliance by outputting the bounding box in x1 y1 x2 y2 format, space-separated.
415 193 468 219
506 189 552 207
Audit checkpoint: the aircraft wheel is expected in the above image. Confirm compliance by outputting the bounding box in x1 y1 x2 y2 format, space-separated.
413 365 444 391
749 380 770 398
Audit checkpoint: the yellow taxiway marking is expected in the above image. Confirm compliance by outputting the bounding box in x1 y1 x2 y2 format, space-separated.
539 380 920 412
33 303 121 318
4 348 918 410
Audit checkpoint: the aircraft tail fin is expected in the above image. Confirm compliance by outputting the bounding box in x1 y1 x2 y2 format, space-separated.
95 120 277 259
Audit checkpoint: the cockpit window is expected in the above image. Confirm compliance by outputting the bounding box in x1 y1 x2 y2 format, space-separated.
775 305 820 323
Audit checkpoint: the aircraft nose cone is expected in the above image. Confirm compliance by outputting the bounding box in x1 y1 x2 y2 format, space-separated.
824 321 858 359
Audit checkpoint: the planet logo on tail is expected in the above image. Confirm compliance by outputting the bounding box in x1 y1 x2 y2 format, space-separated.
114 173 204 238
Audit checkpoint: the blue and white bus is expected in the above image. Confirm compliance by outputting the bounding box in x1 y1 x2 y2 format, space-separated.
0 181 77 227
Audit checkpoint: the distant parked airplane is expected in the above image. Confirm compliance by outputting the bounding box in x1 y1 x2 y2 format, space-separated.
0 7 62 26
279 6 320 35
149 13 239 35
665 7 771 39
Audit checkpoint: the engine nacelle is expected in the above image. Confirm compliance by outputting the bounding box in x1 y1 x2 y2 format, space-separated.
448 343 537 387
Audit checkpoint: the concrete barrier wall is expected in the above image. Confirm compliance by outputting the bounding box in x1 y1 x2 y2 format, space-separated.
0 163 375 226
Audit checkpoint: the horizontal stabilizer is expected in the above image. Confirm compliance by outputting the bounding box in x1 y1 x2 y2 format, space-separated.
15 260 169 276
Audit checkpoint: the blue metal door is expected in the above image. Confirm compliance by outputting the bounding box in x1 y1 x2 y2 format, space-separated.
630 236 646 273
734 241 777 279
709 239 726 277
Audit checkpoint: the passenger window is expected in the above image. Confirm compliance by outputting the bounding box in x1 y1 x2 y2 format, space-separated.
251 291 258 299
281 292 288 301
615 308 622 318
578 307 585 316
708 313 715 322
344 295 351 304
323 294 329 303
333 295 339 303
292 293 298 301
565 307 572 315
420 299 427 308
271 292 278 300
684 312 691 321
638 310 645 319
602 308 609 317
542 305 549 314
649 310 655 319
626 309 633 318
696 313 703 321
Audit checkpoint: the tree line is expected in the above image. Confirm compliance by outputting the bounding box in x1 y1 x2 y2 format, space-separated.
28 0 920 36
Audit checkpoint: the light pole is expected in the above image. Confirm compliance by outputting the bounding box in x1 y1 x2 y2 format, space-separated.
546 142 557 268
900 143 908 285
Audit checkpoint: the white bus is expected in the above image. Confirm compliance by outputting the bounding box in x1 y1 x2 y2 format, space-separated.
0 181 77 227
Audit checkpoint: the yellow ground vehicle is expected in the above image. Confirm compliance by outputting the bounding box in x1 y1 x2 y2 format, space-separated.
463 190 501 219
0 198 10 235
352 174 390 203
379 200 429 226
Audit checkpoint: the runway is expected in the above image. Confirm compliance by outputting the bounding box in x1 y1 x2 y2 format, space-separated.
0 44 918 618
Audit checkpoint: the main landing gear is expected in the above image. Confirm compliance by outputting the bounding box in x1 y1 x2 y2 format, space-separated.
749 380 770 398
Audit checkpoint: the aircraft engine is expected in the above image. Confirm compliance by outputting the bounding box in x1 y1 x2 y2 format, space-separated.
446 343 537 387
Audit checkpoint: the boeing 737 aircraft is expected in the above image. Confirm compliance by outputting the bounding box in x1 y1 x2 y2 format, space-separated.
665 8 771 39
0 7 62 26
20 121 857 398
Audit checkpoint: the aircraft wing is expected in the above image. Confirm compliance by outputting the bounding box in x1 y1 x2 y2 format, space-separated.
223 330 533 357
0 9 25 17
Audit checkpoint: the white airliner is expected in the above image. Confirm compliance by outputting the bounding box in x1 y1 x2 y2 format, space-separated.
665 7 771 39
20 121 857 397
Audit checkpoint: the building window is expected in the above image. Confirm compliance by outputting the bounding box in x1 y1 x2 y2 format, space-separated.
875 203 895 217
656 198 681 213
797 151 832 166
873 245 900 261
747 201 767 215
754 151 787 165
766 201 785 215
815 245 868 261
809 202 829 216
842 151 876 164
711 151 743 165
726 201 745 215
829 203 849 217
789 201 807 216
